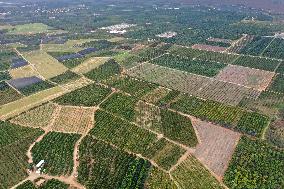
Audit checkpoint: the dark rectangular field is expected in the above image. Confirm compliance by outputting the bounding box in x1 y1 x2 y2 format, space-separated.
7 76 43 89
11 58 29 69
57 53 83 62
78 47 98 56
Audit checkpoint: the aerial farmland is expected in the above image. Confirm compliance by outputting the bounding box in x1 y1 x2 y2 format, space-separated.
0 0 283 189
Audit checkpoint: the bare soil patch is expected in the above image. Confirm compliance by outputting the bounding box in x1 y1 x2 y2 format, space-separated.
191 118 241 179
215 65 275 91
192 44 227 52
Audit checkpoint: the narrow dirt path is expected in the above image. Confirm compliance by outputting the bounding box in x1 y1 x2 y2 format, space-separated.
26 130 50 164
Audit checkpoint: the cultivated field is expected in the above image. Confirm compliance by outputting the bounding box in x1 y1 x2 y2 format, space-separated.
215 65 275 91
191 118 241 178
31 131 80 176
23 51 68 79
9 65 40 79
172 155 224 189
192 44 227 52
52 106 94 134
127 63 258 105
10 103 57 128
71 57 110 74
0 86 64 120
0 122 44 188
6 23 64 35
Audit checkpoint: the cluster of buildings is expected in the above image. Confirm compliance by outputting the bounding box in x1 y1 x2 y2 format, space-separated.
100 23 136 34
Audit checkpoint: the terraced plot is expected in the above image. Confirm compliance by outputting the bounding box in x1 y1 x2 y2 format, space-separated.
52 106 94 134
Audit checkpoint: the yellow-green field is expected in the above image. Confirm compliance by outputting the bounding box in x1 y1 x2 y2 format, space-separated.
9 65 40 79
5 23 65 35
41 38 99 52
41 37 125 52
0 86 64 120
23 50 68 79
72 57 110 74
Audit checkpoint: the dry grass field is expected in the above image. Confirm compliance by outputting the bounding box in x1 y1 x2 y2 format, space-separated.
0 86 64 120
23 50 68 79
9 65 40 79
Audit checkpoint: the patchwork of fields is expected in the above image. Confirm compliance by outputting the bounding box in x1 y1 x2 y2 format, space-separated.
0 2 284 189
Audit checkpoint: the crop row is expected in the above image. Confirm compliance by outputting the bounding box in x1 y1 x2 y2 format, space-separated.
150 54 226 77
0 82 22 106
268 74 284 93
105 75 158 98
0 121 43 189
49 70 81 85
170 94 269 137
78 136 151 189
16 179 69 189
224 137 284 189
11 103 57 128
237 36 273 56
84 59 122 82
89 110 185 170
54 83 112 107
135 101 198 147
31 131 81 176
